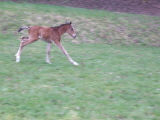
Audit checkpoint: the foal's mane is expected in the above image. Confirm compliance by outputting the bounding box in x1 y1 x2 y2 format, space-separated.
51 23 70 28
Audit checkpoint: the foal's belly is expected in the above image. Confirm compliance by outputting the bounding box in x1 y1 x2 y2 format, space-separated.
41 39 52 43
39 36 52 43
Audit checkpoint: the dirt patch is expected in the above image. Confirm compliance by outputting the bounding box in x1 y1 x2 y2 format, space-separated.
9 0 160 16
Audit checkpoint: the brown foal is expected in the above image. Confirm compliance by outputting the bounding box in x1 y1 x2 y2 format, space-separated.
15 22 78 66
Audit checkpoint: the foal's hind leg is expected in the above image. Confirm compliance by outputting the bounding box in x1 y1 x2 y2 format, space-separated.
15 37 38 62
15 37 29 62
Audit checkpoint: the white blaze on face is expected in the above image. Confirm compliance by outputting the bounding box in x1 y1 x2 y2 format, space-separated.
71 25 76 38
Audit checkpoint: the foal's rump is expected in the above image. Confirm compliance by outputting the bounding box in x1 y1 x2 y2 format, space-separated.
18 26 53 42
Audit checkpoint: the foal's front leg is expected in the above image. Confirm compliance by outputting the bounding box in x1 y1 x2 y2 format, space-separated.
46 43 52 64
57 43 79 66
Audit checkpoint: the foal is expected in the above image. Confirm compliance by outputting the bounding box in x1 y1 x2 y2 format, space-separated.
15 22 78 66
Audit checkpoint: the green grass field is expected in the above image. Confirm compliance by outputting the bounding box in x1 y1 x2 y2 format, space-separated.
0 1 160 120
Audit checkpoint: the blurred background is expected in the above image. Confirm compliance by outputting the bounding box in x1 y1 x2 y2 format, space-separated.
0 0 160 46
3 0 160 16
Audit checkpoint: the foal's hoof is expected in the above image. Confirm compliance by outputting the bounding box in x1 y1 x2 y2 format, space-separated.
46 62 52 64
16 60 20 63
73 62 79 66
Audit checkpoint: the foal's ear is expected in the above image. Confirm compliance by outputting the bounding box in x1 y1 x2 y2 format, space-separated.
70 21 72 24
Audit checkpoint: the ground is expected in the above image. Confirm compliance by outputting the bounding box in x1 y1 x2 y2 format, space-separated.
10 0 160 16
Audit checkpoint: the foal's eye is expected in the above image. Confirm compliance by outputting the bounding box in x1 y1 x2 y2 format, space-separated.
71 28 73 31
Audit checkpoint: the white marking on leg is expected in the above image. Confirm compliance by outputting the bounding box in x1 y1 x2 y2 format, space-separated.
16 55 20 62
15 47 21 57
15 43 21 56
15 49 21 62
15 40 24 62
15 43 22 63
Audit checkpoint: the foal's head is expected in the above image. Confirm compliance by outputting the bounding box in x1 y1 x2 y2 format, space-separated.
66 22 76 38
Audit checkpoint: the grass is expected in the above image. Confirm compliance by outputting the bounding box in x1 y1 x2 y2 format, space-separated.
0 1 160 120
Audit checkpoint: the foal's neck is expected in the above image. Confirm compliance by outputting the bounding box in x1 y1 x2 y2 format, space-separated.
58 25 68 35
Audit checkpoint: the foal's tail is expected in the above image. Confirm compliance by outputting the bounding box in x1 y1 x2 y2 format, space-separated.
17 26 30 32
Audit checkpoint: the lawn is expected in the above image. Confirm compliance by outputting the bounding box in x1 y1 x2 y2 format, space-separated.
0 1 160 120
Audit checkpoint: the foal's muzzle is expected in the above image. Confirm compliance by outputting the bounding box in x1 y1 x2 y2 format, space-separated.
73 34 76 38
